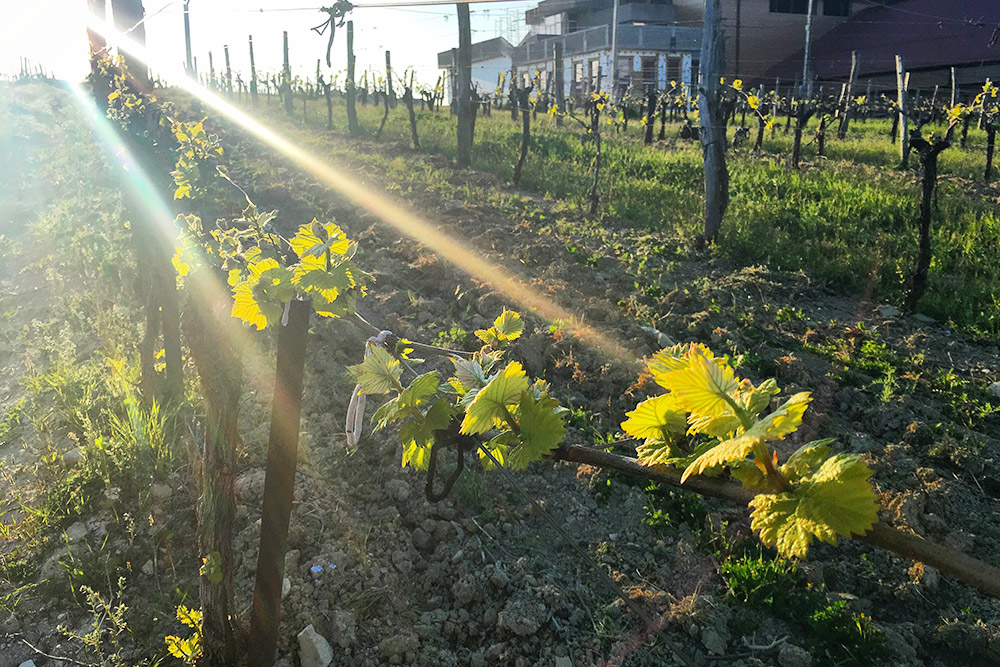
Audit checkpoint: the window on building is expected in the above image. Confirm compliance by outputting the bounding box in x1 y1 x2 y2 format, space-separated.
641 56 657 90
589 58 601 91
769 0 809 14
573 61 584 83
666 57 681 85
823 0 850 16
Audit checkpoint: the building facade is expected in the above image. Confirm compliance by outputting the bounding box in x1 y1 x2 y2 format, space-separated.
438 0 702 102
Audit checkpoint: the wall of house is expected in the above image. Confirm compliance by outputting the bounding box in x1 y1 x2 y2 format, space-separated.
673 0 864 82
445 55 513 103
517 49 695 101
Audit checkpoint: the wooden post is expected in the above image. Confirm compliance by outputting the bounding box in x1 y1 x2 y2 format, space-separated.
185 269 243 667
183 0 193 75
699 0 728 244
110 0 150 88
644 88 656 144
456 3 473 167
896 55 909 169
249 36 258 105
907 136 950 310
283 30 293 116
346 21 359 135
404 85 420 148
512 85 532 185
385 50 395 108
950 66 957 107
510 66 519 121
248 300 311 667
224 45 232 97
837 50 858 139
554 41 564 127
209 51 215 88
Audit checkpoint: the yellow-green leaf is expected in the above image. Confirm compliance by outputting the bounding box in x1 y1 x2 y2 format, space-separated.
508 392 565 470
347 344 402 395
749 453 877 558
400 399 453 469
659 350 738 420
681 392 811 482
648 342 718 378
492 309 524 341
289 219 350 259
460 361 529 435
621 394 686 443
780 438 835 483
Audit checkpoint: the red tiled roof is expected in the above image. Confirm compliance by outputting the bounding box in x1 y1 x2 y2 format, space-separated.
766 0 1000 81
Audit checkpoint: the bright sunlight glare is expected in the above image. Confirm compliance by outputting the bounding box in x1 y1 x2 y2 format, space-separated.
84 12 640 367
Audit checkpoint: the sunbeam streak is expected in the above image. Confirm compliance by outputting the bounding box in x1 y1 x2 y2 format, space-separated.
66 79 272 402
84 15 639 367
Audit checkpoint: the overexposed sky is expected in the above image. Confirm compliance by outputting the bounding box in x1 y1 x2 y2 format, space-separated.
1 0 534 87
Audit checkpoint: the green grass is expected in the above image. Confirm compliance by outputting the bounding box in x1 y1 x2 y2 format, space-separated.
255 93 1000 338
722 552 886 665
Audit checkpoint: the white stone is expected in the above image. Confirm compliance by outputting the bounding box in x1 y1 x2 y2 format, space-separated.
141 559 155 576
64 522 88 542
640 326 675 348
877 304 901 319
297 624 334 667
988 381 1000 400
281 577 291 600
554 657 572 667
62 447 83 466
18 661 37 667
151 483 173 501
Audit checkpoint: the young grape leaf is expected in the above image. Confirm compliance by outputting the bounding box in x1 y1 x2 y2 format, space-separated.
658 351 739 421
508 392 566 470
460 361 529 435
400 399 453 470
686 410 742 439
621 394 686 443
289 219 350 259
231 283 279 330
780 438 836 483
348 345 402 395
730 459 770 491
681 392 811 482
743 378 781 416
176 605 203 629
749 453 877 558
475 309 524 346
293 265 352 302
371 395 401 430
399 372 440 410
648 342 718 379
479 431 516 470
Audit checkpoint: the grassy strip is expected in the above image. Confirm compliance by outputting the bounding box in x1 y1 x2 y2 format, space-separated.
252 93 1000 338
